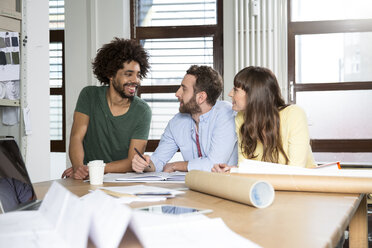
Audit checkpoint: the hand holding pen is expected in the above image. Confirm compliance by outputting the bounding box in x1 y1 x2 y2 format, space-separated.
132 148 152 173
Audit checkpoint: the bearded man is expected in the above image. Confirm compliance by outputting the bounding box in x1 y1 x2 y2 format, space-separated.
132 65 237 173
62 38 151 179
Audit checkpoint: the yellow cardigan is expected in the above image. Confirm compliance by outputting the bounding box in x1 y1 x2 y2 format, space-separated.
235 105 316 168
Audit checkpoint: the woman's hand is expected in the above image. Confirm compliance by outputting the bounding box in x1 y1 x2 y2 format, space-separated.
212 163 234 173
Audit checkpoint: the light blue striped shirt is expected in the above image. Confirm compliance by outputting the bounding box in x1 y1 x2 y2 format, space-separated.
151 101 238 172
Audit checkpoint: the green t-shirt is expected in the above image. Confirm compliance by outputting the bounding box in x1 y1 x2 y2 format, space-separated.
75 86 151 164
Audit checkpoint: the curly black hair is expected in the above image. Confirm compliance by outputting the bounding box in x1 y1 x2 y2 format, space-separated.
92 38 150 85
186 65 222 106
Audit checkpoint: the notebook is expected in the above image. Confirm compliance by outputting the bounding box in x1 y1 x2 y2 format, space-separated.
115 171 186 182
0 136 41 213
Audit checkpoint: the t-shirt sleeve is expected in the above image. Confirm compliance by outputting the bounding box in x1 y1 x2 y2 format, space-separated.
75 86 93 116
131 105 152 140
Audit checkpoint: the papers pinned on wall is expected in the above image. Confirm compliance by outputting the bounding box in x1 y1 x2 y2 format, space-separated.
0 32 20 82
0 32 21 126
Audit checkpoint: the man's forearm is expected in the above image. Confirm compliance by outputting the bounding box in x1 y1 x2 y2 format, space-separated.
169 161 188 172
69 139 85 170
105 158 133 173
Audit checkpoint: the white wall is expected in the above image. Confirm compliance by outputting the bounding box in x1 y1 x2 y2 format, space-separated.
24 0 50 182
64 0 130 168
223 0 235 101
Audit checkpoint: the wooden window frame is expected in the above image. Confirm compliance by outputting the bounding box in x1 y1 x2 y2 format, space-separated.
49 29 66 152
130 0 223 152
287 3 372 153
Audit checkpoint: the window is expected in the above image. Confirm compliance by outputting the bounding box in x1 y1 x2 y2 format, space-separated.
131 0 223 152
288 0 372 163
49 0 65 152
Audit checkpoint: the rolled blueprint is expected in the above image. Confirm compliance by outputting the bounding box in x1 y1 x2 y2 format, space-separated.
185 170 274 208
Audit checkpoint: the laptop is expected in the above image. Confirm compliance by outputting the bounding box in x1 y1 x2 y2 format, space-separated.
0 136 41 213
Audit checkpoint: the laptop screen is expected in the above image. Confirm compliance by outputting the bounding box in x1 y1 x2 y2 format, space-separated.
0 137 36 213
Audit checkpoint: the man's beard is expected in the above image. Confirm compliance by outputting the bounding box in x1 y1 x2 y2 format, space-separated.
179 94 201 114
112 79 134 100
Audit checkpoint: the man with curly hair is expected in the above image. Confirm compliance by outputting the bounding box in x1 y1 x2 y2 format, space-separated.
132 65 237 173
62 38 151 179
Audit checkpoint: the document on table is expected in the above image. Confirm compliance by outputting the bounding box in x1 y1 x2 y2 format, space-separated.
0 182 131 248
98 185 186 204
0 182 91 248
131 211 262 248
104 171 187 183
81 190 132 248
233 159 372 178
100 185 185 196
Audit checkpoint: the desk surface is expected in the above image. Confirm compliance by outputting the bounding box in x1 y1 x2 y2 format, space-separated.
33 178 367 248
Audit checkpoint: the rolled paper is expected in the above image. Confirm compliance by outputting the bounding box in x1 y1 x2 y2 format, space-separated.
185 170 275 208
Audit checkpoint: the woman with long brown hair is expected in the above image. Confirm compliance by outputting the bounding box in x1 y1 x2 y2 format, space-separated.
212 66 316 172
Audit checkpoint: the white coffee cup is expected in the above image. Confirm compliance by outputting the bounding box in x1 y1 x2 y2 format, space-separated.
87 160 106 185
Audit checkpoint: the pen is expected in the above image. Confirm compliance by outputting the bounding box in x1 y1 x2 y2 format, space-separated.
135 192 175 199
314 161 341 169
134 147 151 168
135 192 173 196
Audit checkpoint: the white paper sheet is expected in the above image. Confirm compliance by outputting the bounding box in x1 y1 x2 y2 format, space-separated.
0 230 67 248
100 185 185 196
0 182 261 248
103 173 128 183
234 159 372 178
2 106 19 125
114 171 186 182
0 182 89 248
97 185 185 204
131 212 261 248
23 107 32 135
81 190 132 248
116 196 167 204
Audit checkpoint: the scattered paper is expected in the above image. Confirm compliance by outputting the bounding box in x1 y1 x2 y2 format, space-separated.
81 190 132 248
98 185 185 203
0 182 261 248
0 182 90 248
131 212 262 248
100 185 185 196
